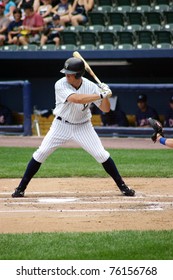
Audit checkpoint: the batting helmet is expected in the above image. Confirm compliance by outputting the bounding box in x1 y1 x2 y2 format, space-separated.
60 57 85 79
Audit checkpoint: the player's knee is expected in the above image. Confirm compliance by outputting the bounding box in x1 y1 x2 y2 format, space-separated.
94 150 110 163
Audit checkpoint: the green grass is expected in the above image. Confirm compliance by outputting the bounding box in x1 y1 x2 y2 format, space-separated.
1 147 173 178
0 231 173 260
0 147 173 260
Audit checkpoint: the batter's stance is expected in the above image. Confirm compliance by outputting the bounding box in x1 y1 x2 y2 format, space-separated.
12 57 135 197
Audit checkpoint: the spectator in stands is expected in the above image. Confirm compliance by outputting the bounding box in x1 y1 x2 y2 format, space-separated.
0 99 13 125
135 94 160 127
18 3 44 45
61 0 94 26
3 0 16 21
40 14 64 46
37 0 52 24
17 0 40 19
7 8 23 45
0 1 10 46
18 0 40 11
100 110 129 127
164 96 173 127
69 0 94 26
51 0 72 26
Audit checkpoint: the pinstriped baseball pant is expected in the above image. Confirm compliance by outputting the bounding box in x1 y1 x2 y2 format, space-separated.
33 118 110 164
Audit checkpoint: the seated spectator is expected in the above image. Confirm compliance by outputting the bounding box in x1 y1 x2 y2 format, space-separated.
164 96 173 127
3 0 16 21
0 1 10 46
135 94 160 127
7 8 23 45
18 3 44 45
37 0 52 24
69 0 94 26
0 100 13 125
101 110 129 127
51 0 72 26
40 14 64 46
17 0 40 19
18 0 40 11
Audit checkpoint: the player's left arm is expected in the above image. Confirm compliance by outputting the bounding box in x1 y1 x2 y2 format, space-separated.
99 98 111 113
157 134 173 148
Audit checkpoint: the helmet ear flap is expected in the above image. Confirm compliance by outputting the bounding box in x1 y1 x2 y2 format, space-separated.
75 70 85 79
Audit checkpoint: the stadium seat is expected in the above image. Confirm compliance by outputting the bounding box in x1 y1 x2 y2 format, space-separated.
105 24 124 32
126 12 145 31
144 11 163 31
60 44 77 50
66 25 85 32
97 0 114 6
116 31 135 49
3 45 19 51
163 11 173 30
39 44 56 51
134 0 152 12
93 5 113 13
88 12 107 26
78 31 98 47
107 12 126 30
98 44 115 50
154 0 170 12
154 30 173 48
85 25 105 32
78 44 96 50
19 44 38 51
60 31 79 46
136 30 155 49
98 31 116 46
115 0 133 12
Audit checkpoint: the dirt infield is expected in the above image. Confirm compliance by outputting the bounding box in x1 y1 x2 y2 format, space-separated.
0 136 173 234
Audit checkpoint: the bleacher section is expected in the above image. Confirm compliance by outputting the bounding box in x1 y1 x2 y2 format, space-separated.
1 0 173 51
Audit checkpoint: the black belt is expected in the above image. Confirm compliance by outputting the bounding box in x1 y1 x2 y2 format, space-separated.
57 116 69 123
57 116 89 125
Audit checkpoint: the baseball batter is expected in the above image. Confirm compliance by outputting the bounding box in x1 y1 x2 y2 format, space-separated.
12 57 135 198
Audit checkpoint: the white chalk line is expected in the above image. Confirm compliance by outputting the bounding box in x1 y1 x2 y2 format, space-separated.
0 193 172 214
1 199 172 206
0 207 163 213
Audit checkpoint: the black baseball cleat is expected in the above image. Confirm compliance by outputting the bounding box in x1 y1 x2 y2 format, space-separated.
120 184 135 196
12 188 25 198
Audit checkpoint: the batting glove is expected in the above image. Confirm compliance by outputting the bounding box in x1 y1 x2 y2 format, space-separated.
100 89 112 99
98 83 110 91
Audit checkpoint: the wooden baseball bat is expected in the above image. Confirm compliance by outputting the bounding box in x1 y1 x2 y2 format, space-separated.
73 51 102 85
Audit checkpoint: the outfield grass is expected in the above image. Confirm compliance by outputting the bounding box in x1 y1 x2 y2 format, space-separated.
0 147 173 260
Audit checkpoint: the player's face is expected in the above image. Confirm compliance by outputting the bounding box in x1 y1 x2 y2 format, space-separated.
65 74 81 88
66 73 76 82
137 101 147 111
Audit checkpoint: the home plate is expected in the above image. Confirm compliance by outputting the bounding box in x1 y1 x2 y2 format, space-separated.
38 198 77 204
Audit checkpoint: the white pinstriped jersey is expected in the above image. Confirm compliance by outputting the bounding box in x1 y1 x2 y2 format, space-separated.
53 77 102 124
